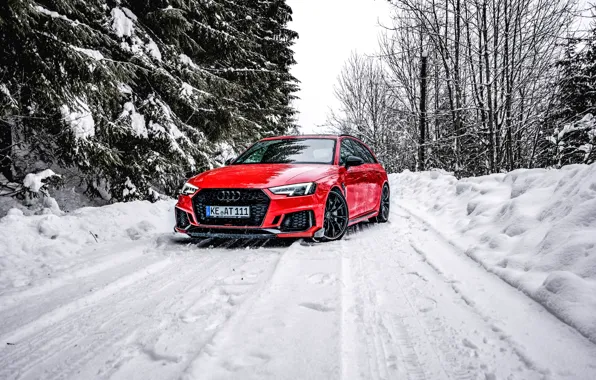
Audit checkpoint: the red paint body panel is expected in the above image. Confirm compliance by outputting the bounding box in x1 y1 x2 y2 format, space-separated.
187 164 339 189
175 135 388 239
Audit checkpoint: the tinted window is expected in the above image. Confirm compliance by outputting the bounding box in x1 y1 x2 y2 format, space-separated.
352 140 377 164
234 138 336 165
340 139 359 165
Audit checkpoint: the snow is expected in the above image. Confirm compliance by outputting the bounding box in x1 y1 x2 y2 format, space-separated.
122 177 137 198
181 82 194 97
120 102 148 137
22 170 58 193
181 82 210 98
146 39 162 61
60 99 95 140
34 5 78 25
70 46 104 61
0 200 173 290
393 163 596 344
1 165 596 379
111 7 135 38
552 114 596 164
111 7 160 63
118 83 133 94
179 54 198 69
0 84 11 98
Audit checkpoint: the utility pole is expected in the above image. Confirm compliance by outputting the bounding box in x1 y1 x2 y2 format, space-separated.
418 50 428 171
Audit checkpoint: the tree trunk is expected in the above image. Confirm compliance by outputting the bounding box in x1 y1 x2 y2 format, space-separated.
419 51 428 171
0 119 14 182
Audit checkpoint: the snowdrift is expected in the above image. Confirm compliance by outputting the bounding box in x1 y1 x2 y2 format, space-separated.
0 200 175 290
2 163 595 345
392 163 596 344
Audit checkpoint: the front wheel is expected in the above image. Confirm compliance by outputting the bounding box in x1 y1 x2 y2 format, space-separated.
370 183 390 223
316 189 349 242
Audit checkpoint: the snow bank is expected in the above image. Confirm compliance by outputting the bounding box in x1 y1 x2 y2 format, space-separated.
0 200 175 291
392 163 596 343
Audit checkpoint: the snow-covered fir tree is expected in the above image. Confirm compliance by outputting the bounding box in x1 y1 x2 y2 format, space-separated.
540 29 596 167
0 0 298 202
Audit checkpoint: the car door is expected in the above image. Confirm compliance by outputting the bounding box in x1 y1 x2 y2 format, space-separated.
351 140 382 212
339 138 368 218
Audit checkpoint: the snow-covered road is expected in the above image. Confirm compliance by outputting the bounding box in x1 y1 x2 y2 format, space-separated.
2 198 596 380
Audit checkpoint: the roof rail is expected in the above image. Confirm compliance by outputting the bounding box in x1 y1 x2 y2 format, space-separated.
340 134 360 139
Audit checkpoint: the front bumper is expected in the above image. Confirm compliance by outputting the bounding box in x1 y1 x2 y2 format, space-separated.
174 188 327 239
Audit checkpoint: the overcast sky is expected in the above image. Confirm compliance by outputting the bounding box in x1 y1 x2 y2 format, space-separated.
287 0 391 134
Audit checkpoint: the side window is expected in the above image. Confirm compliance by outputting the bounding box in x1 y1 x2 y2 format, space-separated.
353 141 377 164
340 139 358 165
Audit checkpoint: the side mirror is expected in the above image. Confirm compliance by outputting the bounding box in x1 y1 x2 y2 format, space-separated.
345 155 364 168
224 158 235 166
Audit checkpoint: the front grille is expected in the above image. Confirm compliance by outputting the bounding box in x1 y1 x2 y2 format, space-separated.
175 208 190 229
192 189 270 226
280 210 313 232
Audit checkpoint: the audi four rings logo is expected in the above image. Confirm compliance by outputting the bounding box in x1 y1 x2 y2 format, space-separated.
217 190 241 202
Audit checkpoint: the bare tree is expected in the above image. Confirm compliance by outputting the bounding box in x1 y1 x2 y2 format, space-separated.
326 52 414 172
377 0 577 175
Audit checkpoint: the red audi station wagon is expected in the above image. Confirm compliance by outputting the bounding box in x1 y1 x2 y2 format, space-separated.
174 135 390 242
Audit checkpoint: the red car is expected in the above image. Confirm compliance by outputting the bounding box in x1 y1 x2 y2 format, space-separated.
174 135 390 242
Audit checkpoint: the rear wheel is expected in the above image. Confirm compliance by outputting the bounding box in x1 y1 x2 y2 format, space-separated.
370 183 390 223
317 189 349 242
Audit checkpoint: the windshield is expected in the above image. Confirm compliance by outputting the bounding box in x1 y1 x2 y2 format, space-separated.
233 138 336 165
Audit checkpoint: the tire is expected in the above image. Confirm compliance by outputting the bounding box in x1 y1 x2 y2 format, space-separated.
370 183 390 223
316 189 349 242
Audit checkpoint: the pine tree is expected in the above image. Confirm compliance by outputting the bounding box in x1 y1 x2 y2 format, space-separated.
540 27 596 167
0 0 298 202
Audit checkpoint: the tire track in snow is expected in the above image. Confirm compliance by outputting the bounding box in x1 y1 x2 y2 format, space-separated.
101 248 285 380
339 209 542 380
396 204 596 379
179 240 341 380
0 244 165 335
339 233 444 380
0 233 198 325
0 245 280 380
399 202 596 346
177 244 291 380
0 253 199 380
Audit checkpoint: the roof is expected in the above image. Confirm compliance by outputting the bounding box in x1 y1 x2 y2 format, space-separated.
261 134 360 141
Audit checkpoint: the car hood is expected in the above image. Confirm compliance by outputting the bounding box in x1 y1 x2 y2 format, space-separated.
188 164 338 189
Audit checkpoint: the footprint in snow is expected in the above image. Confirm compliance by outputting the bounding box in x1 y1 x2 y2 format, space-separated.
307 273 336 285
299 302 335 312
416 296 437 313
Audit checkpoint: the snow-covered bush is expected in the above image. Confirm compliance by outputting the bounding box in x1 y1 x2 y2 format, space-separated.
546 114 596 167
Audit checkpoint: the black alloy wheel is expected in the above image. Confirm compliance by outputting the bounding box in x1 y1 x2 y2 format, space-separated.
371 184 390 223
321 189 349 241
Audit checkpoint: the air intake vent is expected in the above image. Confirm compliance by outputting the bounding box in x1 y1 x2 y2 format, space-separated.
175 208 191 229
280 210 314 232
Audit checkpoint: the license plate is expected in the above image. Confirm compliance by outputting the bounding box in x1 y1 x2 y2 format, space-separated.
206 206 250 218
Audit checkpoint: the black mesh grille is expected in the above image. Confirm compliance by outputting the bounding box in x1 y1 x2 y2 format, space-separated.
186 226 276 239
175 208 190 229
192 189 270 226
280 211 313 232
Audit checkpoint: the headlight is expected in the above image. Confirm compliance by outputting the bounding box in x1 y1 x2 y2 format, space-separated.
269 182 316 196
180 182 199 196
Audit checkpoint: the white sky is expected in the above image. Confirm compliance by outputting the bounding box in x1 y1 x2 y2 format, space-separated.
287 0 392 134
